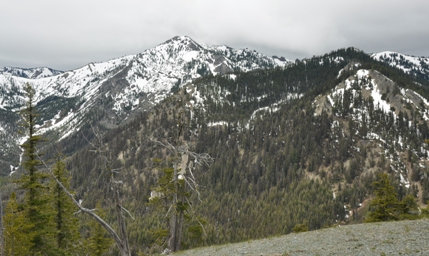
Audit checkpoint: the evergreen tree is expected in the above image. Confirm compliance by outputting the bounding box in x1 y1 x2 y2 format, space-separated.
50 158 82 255
365 173 400 222
3 192 32 256
85 203 113 256
398 194 419 220
17 83 55 255
366 173 421 222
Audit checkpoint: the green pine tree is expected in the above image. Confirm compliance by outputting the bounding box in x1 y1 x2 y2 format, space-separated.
85 202 113 256
50 158 83 255
365 173 400 222
17 83 55 255
3 192 32 256
398 194 419 220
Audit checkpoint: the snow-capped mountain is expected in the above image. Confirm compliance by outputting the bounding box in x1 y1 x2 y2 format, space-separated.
0 67 63 79
372 51 429 81
0 35 290 123
0 36 290 175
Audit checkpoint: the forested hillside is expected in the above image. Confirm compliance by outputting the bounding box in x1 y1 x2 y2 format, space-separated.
56 48 429 254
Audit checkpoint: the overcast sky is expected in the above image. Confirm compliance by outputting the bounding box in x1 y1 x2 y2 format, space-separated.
1 0 428 70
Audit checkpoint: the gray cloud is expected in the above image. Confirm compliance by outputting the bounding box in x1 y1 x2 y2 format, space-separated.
1 0 428 70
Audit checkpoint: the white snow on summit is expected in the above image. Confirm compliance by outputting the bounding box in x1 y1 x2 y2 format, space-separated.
0 36 291 142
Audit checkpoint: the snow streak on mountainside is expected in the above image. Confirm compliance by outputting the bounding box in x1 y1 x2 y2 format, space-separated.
372 51 429 81
314 63 429 191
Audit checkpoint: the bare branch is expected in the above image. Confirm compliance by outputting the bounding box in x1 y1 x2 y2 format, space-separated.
165 204 173 219
120 206 135 221
185 197 207 237
36 152 128 254
183 176 201 201
150 138 214 166
150 137 213 252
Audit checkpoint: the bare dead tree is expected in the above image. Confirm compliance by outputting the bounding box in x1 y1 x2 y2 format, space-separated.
36 126 133 256
37 153 130 256
150 138 213 252
0 192 4 256
85 126 132 256
89 126 132 256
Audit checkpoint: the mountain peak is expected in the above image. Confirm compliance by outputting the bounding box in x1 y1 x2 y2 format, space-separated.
167 35 195 42
159 35 203 51
0 36 290 151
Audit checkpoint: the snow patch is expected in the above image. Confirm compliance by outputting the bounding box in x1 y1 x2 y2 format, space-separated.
356 69 369 80
228 74 237 81
182 51 199 62
208 121 228 127
370 82 391 113
399 173 410 188
372 51 429 74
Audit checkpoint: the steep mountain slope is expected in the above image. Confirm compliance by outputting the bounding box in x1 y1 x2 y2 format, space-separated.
313 63 429 204
0 36 290 175
64 48 429 253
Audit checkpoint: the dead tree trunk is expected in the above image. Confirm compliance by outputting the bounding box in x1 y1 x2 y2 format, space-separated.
113 180 131 256
152 139 212 253
0 192 4 256
168 209 184 252
90 127 132 256
168 164 184 252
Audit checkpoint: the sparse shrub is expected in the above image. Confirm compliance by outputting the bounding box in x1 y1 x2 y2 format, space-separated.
292 223 308 233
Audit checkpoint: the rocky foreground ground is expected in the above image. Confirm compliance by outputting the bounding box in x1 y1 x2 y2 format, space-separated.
174 219 429 256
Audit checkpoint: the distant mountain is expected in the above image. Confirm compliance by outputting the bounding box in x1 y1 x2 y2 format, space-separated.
0 66 63 79
0 36 291 175
372 51 429 81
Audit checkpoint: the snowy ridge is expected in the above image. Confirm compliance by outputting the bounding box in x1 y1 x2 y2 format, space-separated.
323 69 398 115
0 36 290 147
318 68 429 121
372 51 429 79
0 67 63 79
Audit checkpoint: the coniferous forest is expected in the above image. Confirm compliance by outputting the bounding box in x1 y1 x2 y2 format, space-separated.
1 48 429 255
